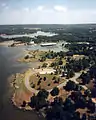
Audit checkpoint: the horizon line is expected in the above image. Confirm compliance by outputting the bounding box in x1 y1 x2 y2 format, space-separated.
0 23 96 26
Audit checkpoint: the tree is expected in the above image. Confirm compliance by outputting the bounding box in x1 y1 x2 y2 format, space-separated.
54 70 58 75
42 63 48 68
24 55 29 59
73 112 80 120
89 66 96 78
66 69 75 78
37 86 41 90
57 78 60 83
52 76 56 80
87 99 95 113
54 97 63 106
91 88 96 98
81 113 86 120
29 89 49 110
50 87 59 96
37 79 41 85
43 77 47 81
70 91 86 109
21 101 26 107
79 72 91 85
63 98 75 112
76 96 86 109
58 60 63 65
31 84 35 88
37 89 49 99
50 62 57 67
29 95 47 110
74 84 82 91
64 80 76 91
40 57 46 62
84 89 91 97
54 80 59 84
28 95 37 108
48 83 50 86
46 97 65 120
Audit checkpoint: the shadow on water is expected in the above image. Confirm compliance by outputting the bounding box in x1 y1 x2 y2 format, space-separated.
0 46 45 120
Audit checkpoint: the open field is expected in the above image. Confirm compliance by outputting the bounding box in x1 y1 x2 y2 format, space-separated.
29 73 66 90
18 50 47 62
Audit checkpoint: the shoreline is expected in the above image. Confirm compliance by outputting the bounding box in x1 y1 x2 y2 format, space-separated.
0 40 14 46
0 40 27 47
10 67 78 109
0 45 44 120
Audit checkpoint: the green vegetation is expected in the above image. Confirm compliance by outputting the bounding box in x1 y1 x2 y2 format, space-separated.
50 87 59 96
64 80 81 91
2 25 96 120
42 63 48 68
24 55 29 59
28 89 49 110
29 73 63 90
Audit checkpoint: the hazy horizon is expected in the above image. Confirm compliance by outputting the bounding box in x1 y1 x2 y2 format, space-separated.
0 0 96 25
1 23 96 26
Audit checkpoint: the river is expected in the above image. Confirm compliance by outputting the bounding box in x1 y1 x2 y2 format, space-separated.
0 46 45 120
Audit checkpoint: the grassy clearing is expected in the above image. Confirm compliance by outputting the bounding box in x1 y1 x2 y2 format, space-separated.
28 50 47 59
18 50 48 63
29 73 66 90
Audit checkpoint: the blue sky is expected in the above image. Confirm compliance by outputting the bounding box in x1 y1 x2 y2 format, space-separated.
0 0 96 24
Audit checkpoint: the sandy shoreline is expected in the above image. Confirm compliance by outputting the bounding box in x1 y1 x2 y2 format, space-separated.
0 40 14 46
0 40 27 47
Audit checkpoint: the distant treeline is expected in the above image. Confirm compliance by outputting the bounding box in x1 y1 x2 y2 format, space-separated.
1 24 96 43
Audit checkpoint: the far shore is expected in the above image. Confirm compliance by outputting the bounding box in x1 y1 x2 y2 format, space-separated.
0 40 14 46
0 40 27 47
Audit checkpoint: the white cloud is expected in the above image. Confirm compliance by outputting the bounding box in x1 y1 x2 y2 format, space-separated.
1 3 6 7
0 6 96 24
1 2 9 10
23 7 29 12
5 6 9 10
54 5 67 12
37 6 44 11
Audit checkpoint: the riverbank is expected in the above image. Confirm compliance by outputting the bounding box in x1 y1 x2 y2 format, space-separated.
0 46 44 120
10 72 32 109
0 41 14 46
10 68 55 109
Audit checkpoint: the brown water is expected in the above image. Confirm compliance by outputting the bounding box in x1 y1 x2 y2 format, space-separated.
0 46 45 120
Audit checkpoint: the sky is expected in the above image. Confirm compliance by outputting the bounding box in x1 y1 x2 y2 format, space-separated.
0 0 96 25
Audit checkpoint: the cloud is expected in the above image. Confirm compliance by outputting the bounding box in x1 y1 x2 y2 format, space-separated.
0 6 96 24
1 3 6 7
5 6 9 10
54 5 67 12
1 2 9 10
37 6 44 11
23 7 29 12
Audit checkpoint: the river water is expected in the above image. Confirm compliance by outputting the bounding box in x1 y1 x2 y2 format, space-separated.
0 46 45 120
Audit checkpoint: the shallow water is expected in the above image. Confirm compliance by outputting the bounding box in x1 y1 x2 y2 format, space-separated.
0 46 45 120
